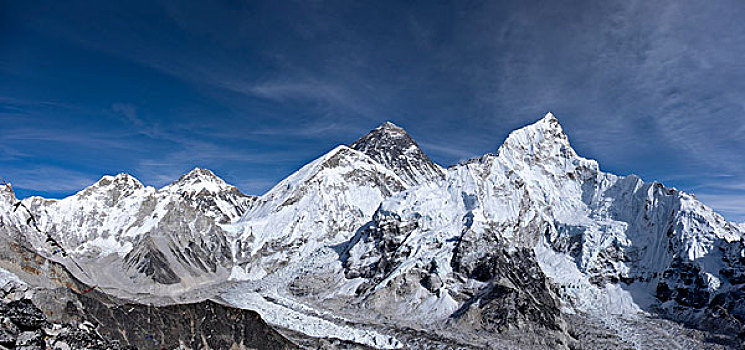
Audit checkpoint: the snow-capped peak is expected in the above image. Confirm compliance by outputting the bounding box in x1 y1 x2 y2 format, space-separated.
377 121 405 132
73 173 147 200
179 167 223 182
500 112 569 151
352 121 412 150
96 173 144 189
1 182 17 209
350 122 444 186
496 112 584 170
163 167 235 194
255 145 354 197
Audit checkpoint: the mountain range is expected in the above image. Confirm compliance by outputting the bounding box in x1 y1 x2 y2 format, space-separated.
1 113 744 349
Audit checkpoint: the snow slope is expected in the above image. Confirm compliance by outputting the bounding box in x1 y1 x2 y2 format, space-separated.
229 145 407 278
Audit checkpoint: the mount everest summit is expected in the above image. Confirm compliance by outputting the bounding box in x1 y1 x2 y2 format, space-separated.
1 113 744 349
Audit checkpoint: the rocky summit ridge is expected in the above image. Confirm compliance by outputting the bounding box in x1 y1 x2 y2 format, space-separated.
350 121 444 186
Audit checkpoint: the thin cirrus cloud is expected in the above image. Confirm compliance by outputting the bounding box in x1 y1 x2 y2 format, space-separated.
1 0 745 221
3 166 98 194
696 194 745 223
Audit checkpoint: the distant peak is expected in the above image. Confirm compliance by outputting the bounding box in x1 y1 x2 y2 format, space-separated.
352 122 412 147
350 123 415 160
1 182 16 202
543 111 557 122
103 173 142 186
182 167 219 179
508 113 567 141
171 167 226 187
81 173 144 195
521 112 563 133
350 122 444 186
377 121 404 131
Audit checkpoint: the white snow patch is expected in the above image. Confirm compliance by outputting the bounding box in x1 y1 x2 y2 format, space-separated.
228 265 267 281
221 291 403 349
535 238 644 316
0 267 25 288
78 236 133 257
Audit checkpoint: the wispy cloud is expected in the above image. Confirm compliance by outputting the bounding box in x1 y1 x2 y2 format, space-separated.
417 140 480 164
2 165 98 194
234 178 281 196
111 102 145 128
1 127 136 150
695 193 745 222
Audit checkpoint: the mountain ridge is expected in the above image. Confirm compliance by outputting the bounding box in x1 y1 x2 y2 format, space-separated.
3 113 744 349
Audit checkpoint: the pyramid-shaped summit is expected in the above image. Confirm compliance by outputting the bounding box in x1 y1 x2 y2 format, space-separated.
168 167 228 189
177 167 222 181
497 112 579 164
350 121 444 186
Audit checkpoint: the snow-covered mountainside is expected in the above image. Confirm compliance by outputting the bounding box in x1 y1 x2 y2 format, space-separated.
222 114 744 349
350 121 444 186
337 113 745 348
5 115 744 349
21 168 256 295
229 145 407 280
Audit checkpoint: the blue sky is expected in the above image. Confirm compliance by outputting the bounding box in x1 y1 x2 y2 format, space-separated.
1 1 745 221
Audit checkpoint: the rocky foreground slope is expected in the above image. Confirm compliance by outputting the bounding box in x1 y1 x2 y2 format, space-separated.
4 114 745 349
0 275 295 350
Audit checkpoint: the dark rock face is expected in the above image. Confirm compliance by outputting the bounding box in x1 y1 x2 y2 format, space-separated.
1 279 298 350
75 293 297 350
420 268 443 294
343 211 418 286
350 122 444 186
653 246 745 346
123 238 181 285
656 258 710 308
4 300 45 331
2 270 298 350
0 296 134 350
709 288 745 323
459 281 559 332
343 208 566 344
450 243 564 334
718 239 745 287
